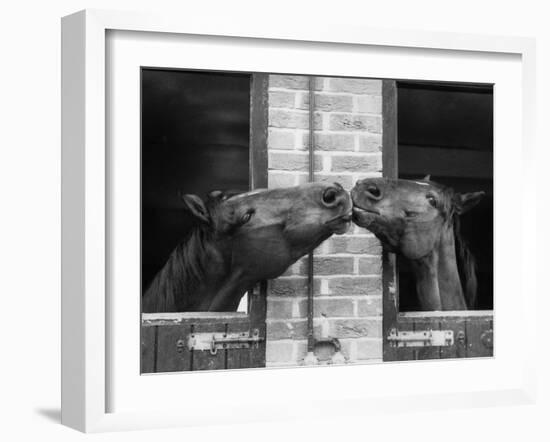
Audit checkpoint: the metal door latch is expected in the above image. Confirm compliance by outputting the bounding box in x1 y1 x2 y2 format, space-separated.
185 329 263 355
387 328 454 347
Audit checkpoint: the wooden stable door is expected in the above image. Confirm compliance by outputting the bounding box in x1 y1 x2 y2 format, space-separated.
381 80 494 361
382 252 493 361
384 312 493 361
141 285 267 373
140 72 269 373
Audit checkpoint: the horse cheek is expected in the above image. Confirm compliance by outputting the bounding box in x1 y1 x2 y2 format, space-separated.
401 229 432 259
231 231 293 280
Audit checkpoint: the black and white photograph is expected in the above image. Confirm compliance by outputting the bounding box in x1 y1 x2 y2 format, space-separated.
3 0 545 439
140 69 493 372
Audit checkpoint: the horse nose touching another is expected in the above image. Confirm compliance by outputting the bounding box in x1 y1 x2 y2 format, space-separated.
143 176 486 315
143 182 352 313
351 176 484 311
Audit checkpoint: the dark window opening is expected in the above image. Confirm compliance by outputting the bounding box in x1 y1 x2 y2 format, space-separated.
141 69 251 295
397 81 494 311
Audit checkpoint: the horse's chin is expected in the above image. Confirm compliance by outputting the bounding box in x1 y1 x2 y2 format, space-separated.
324 213 352 235
352 206 381 229
331 220 351 235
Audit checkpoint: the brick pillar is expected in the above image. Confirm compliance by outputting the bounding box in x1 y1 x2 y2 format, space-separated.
265 75 384 366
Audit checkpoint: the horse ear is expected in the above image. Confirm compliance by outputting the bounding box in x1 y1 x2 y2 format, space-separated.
422 174 431 181
180 194 210 224
457 191 485 214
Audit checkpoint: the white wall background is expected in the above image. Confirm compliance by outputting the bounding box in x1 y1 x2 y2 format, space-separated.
0 1 547 441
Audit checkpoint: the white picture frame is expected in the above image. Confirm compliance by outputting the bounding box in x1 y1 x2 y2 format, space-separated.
61 9 537 433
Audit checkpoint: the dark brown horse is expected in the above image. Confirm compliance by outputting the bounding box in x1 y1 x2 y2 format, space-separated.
351 176 484 311
143 183 352 312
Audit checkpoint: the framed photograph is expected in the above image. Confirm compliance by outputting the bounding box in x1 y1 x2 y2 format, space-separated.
61 9 537 432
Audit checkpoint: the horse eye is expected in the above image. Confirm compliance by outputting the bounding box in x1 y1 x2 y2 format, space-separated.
405 210 418 218
427 195 437 207
241 211 253 224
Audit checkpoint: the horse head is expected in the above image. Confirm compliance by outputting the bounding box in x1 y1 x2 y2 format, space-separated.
351 176 484 259
144 182 352 312
350 176 484 310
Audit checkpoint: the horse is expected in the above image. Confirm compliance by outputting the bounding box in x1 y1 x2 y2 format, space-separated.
142 182 352 312
350 176 484 311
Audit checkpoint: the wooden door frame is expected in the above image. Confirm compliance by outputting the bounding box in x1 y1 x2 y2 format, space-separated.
250 73 269 190
381 80 494 361
381 79 399 361
140 71 269 372
247 72 269 356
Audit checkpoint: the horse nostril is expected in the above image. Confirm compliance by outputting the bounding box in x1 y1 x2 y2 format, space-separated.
322 187 339 205
366 185 381 199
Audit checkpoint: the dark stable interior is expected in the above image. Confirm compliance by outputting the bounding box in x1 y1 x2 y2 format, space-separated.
397 81 494 311
141 69 251 291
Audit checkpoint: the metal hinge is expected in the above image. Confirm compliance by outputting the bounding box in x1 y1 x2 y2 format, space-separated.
387 328 454 348
184 329 263 355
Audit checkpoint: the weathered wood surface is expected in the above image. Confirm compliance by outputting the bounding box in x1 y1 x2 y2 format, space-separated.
141 309 266 373
383 313 493 361
140 325 157 373
465 316 493 358
382 80 398 179
381 78 493 362
155 322 192 373
141 73 269 374
250 73 269 190
142 312 248 326
438 317 467 359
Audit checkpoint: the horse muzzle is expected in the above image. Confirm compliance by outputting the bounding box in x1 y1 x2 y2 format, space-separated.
324 209 353 234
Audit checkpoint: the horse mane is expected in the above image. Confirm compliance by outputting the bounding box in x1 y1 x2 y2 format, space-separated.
142 226 211 312
452 214 478 309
